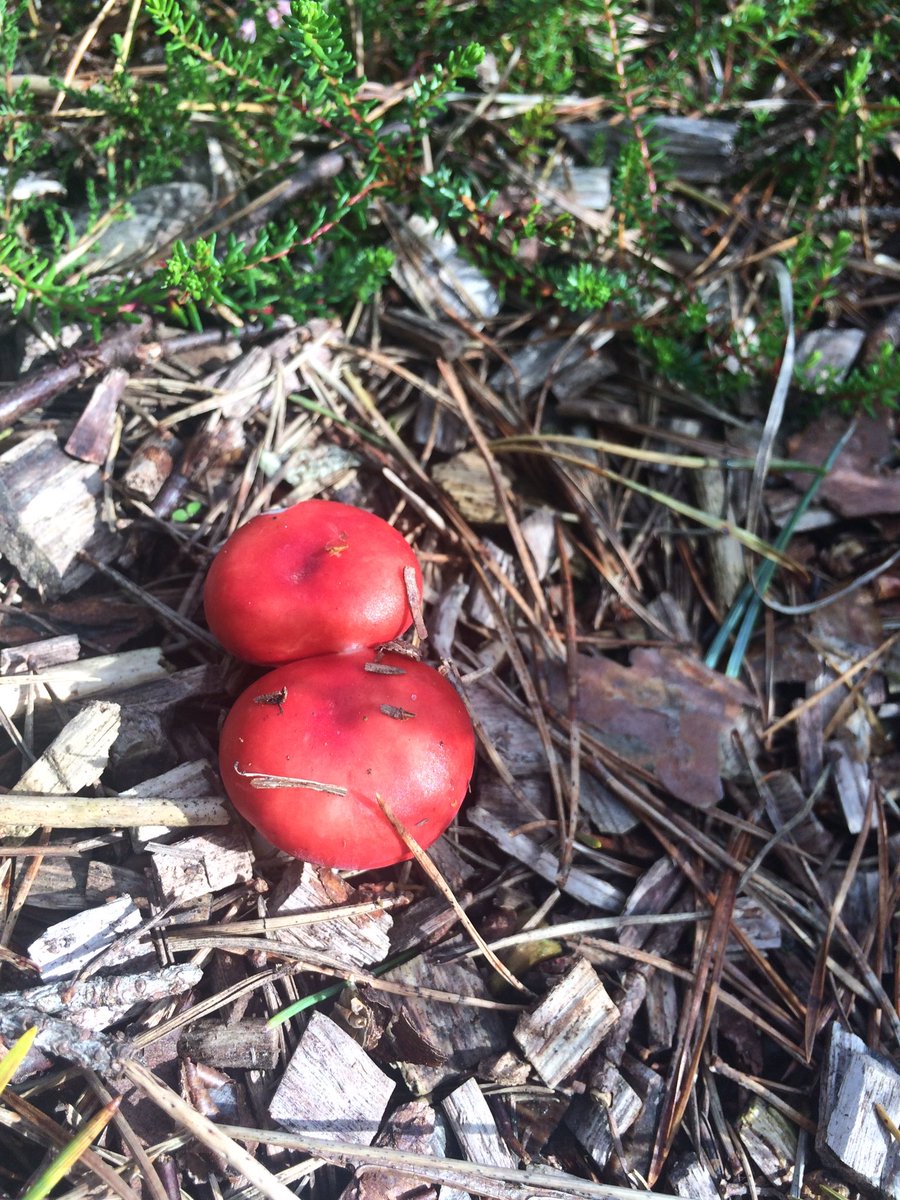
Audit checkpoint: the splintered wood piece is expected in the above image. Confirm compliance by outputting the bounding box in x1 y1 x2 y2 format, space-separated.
125 760 228 849
382 957 508 1096
462 683 547 777
15 701 121 795
149 830 253 905
827 732 873 834
618 857 683 950
817 1022 900 1198
0 429 121 597
580 772 639 836
25 858 90 911
268 861 393 969
513 957 619 1088
26 894 147 981
0 647 167 722
692 467 745 611
737 1100 798 1185
643 972 679 1053
667 1154 723 1200
8 963 202 1037
565 1062 641 1169
0 634 81 675
25 858 147 913
618 1055 665 1179
468 803 625 911
3 700 121 838
442 1076 517 1169
178 1018 279 1070
468 539 516 628
85 860 148 906
64 367 127 464
269 1012 394 1144
763 769 833 859
121 429 182 502
339 1099 441 1200
110 663 224 784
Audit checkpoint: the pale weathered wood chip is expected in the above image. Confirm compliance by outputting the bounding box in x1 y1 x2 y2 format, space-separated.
513 957 619 1088
269 1012 395 1144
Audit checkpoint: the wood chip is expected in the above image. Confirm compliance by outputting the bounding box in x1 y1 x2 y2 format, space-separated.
338 1099 441 1200
788 412 900 519
149 830 253 905
64 367 127 465
0 633 81 675
178 1018 279 1070
737 1099 798 1185
268 861 393 969
120 429 182 502
513 958 619 1088
618 1055 666 1178
433 450 511 524
667 1154 722 1199
2 700 122 839
27 894 147 981
269 1012 395 1144
0 429 121 597
125 759 228 849
469 539 516 629
547 648 758 807
381 957 508 1095
0 647 167 722
565 1061 641 1169
16 700 120 794
468 803 625 911
827 728 873 834
817 1022 900 1198
443 1076 517 1169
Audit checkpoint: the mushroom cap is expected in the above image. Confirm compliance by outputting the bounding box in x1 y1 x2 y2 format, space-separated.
219 650 475 869
204 499 422 665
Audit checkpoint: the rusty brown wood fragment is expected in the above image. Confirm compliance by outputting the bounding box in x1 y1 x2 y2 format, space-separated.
121 429 182 502
64 366 128 464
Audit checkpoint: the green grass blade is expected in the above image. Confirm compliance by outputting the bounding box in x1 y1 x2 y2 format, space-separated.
0 1026 37 1093
704 420 858 674
267 948 418 1028
19 1098 120 1200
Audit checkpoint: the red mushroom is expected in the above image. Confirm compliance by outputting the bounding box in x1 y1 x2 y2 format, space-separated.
218 650 475 870
203 499 423 665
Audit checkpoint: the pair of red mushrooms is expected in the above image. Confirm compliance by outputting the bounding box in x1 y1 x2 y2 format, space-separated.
204 500 476 870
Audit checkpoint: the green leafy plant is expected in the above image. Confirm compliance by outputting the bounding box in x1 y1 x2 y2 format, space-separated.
0 1 485 333
1 0 899 416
